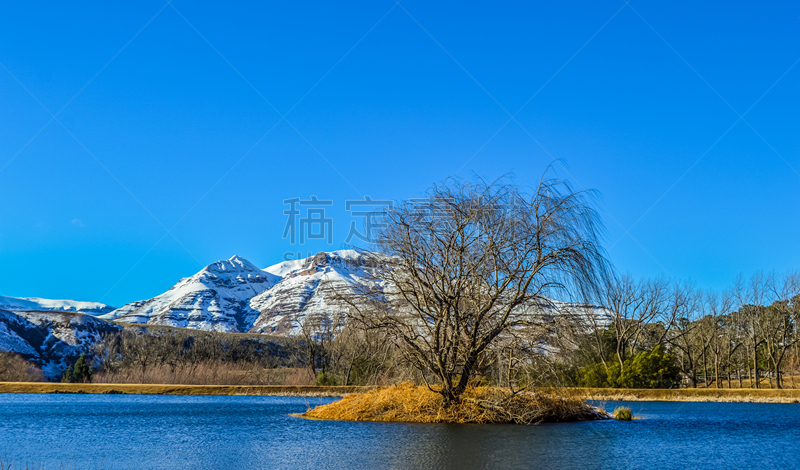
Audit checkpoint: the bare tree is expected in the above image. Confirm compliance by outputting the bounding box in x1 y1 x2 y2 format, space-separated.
733 274 768 388
762 272 800 388
291 311 343 383
665 284 706 388
341 175 609 403
699 290 733 388
328 326 395 385
0 352 45 382
600 275 669 373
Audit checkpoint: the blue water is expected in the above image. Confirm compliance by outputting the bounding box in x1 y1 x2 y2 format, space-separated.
0 394 799 469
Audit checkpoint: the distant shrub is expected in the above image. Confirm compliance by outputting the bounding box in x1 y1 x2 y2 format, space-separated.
614 406 632 421
578 363 609 388
347 358 381 386
283 368 316 386
579 345 680 389
0 352 45 382
315 372 337 386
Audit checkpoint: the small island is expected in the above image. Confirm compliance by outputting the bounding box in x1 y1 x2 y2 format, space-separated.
300 382 609 424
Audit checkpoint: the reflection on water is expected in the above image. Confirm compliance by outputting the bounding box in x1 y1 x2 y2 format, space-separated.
0 394 799 469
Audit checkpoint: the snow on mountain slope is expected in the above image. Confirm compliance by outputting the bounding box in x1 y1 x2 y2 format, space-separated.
0 295 116 315
0 310 39 356
249 250 374 335
102 255 280 332
0 309 121 378
531 299 613 328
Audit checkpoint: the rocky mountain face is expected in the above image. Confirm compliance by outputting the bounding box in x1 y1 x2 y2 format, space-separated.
100 250 371 335
0 309 121 378
101 255 280 332
249 250 373 335
0 295 116 316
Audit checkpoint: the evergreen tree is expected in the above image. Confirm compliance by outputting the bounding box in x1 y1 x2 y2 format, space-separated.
72 354 93 383
61 366 73 383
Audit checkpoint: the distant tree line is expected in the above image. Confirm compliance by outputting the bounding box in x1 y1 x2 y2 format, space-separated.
88 326 295 385
537 272 800 389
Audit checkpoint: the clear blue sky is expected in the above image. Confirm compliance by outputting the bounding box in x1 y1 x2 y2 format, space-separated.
1 1 798 308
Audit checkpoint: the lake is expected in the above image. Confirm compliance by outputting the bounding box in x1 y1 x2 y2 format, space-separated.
1 394 798 469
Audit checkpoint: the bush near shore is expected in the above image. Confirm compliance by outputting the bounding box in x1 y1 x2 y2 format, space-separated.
301 382 608 424
613 406 633 421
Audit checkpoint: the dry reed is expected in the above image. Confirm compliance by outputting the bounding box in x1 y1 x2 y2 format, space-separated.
0 382 372 396
560 387 800 403
93 363 308 386
301 382 609 424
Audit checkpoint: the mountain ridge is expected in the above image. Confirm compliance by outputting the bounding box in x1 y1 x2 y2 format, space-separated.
2 250 611 337
0 295 116 316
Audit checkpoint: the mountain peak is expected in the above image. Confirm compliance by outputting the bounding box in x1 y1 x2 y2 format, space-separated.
204 255 261 274
103 255 279 330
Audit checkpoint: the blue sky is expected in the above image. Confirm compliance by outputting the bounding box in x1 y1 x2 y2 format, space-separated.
1 1 798 308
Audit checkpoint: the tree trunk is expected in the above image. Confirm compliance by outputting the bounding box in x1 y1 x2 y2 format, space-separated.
701 348 708 388
452 352 479 400
753 349 759 389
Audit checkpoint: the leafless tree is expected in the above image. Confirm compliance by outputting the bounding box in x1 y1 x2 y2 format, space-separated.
665 284 707 388
599 275 669 372
339 175 610 403
290 311 343 382
0 352 45 382
698 290 733 388
762 272 800 388
733 273 769 388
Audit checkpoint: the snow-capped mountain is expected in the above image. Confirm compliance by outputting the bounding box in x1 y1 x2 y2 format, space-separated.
102 255 280 332
99 250 371 335
0 295 115 315
249 250 374 335
2 250 608 338
0 309 121 378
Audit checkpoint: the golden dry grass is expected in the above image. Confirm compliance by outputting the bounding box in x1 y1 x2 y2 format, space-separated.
300 382 608 424
693 376 800 389
552 387 800 403
0 382 372 397
5 382 799 403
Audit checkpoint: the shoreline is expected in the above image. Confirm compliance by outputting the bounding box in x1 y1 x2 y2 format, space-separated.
551 387 800 403
1 382 799 403
0 382 373 397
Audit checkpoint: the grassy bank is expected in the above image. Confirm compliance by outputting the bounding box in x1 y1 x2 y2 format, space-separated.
553 387 800 403
300 382 608 424
3 382 799 402
0 382 372 396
